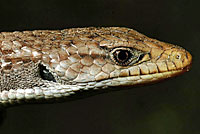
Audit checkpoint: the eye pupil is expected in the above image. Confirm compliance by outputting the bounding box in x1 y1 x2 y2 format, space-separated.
116 50 130 62
112 49 133 65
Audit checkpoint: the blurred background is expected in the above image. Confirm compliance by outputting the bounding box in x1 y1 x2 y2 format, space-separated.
0 0 199 134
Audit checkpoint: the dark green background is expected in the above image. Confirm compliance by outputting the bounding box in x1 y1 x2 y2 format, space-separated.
0 0 199 134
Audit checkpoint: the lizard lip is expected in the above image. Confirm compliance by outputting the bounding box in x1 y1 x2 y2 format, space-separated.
109 59 192 87
108 69 190 87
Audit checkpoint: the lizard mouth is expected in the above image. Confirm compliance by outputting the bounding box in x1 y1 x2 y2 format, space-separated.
93 61 192 88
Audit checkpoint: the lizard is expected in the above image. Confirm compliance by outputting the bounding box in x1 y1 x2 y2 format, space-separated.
0 27 192 106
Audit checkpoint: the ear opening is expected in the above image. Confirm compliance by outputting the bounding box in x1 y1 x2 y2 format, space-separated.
39 64 56 82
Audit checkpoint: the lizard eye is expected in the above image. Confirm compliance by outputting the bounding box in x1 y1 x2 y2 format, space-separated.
113 49 131 63
39 64 56 82
110 47 146 66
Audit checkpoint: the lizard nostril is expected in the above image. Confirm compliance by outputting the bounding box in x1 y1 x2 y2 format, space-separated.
39 64 56 82
170 51 184 61
175 54 181 60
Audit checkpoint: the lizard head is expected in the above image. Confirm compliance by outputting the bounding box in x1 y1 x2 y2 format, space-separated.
0 27 192 104
39 27 192 88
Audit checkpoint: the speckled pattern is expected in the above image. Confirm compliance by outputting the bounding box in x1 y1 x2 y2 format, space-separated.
0 27 192 105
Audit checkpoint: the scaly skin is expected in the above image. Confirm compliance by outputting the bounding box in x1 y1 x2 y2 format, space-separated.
0 27 192 105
